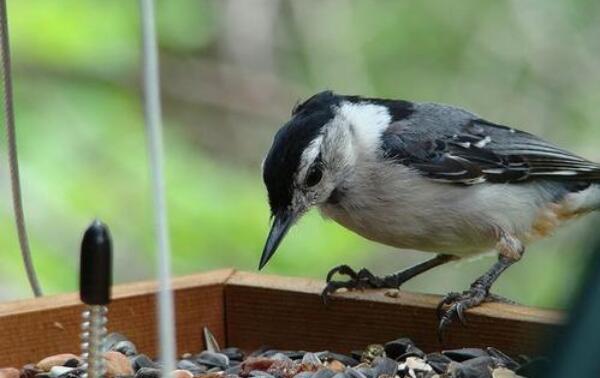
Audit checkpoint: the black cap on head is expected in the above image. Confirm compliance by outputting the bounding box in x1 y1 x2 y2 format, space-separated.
262 91 340 215
259 91 414 270
79 219 112 305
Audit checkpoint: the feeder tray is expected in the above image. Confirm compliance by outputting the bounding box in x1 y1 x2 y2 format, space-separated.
0 269 563 367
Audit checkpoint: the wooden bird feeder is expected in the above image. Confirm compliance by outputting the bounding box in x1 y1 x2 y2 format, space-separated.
0 269 563 367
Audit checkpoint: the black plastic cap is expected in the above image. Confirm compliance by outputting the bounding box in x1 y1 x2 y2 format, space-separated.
79 219 112 305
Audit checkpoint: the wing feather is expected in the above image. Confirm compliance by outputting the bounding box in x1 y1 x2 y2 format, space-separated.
381 118 600 185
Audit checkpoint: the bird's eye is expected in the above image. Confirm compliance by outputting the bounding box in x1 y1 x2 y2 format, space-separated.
305 165 323 187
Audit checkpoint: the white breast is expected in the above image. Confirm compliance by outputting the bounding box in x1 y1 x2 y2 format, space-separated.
319 162 555 257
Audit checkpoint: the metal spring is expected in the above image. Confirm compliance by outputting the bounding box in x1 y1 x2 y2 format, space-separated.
80 306 108 378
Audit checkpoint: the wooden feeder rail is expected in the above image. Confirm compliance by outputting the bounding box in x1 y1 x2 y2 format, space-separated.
0 270 563 367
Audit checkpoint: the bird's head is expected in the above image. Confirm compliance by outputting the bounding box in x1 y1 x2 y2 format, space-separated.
258 90 412 269
259 91 342 270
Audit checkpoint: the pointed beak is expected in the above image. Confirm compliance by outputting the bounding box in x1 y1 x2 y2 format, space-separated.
259 209 296 270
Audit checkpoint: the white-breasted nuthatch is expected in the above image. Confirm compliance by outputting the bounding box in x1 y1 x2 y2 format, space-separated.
259 91 600 333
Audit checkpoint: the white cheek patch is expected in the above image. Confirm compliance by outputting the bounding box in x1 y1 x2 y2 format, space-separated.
323 116 356 169
337 101 392 152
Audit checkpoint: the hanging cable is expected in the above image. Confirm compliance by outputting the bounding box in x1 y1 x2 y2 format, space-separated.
139 0 176 374
0 0 42 297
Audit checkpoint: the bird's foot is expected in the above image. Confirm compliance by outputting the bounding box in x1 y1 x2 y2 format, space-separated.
484 292 518 305
436 284 489 340
321 265 395 304
435 253 520 341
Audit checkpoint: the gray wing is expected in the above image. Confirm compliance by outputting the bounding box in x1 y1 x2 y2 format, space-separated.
381 114 600 185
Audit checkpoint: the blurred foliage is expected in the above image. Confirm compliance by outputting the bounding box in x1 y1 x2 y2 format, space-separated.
1 0 599 308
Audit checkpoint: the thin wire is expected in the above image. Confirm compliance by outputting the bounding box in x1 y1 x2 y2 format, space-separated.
139 0 176 374
0 0 42 297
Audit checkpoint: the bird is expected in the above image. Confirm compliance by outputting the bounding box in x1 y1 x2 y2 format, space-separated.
259 90 600 334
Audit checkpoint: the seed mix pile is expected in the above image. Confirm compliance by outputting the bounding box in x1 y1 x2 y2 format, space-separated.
0 331 548 378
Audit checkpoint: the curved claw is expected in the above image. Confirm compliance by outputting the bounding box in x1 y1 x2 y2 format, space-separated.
321 286 333 305
437 287 488 338
322 265 389 305
436 300 446 321
455 302 468 326
436 292 460 320
321 280 352 304
437 304 463 343
326 264 358 283
437 302 468 342
437 317 451 343
321 283 336 304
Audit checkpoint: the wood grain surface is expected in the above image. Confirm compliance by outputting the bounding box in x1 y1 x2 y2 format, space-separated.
0 269 564 366
225 271 564 357
0 269 233 367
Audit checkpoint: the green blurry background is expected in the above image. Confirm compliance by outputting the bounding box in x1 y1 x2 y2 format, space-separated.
1 0 599 307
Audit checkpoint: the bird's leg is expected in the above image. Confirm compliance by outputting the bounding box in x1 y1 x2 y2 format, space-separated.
437 232 524 338
321 254 456 303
